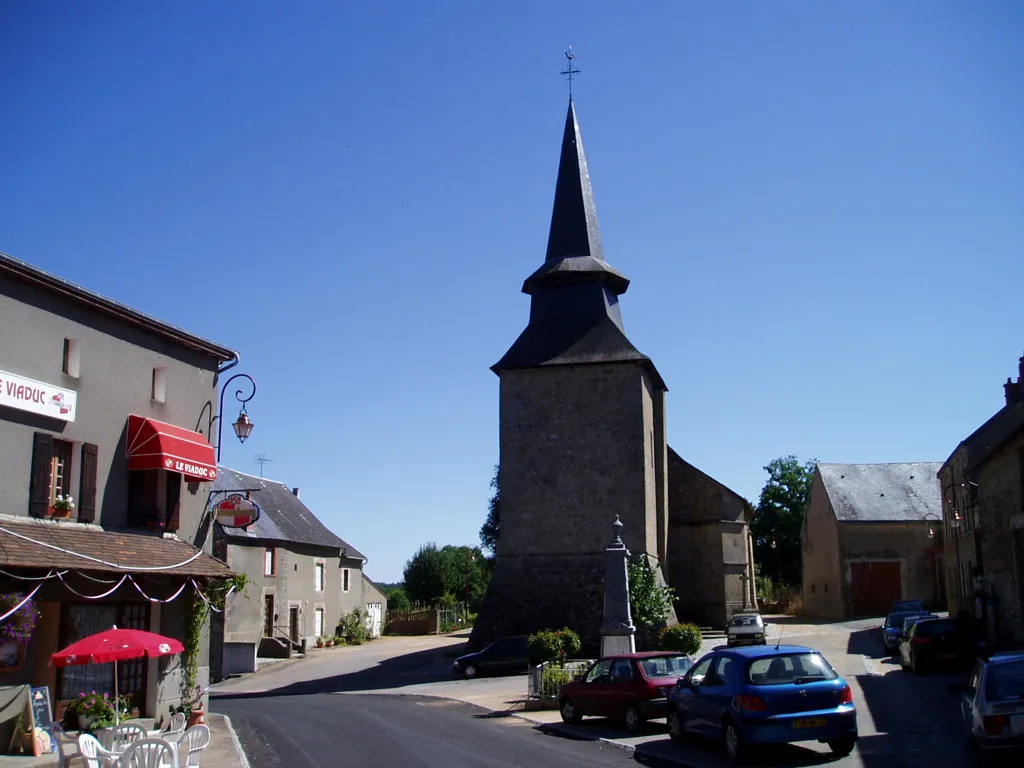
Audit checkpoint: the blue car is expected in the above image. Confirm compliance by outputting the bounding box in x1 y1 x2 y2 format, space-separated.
666 644 857 762
882 610 928 654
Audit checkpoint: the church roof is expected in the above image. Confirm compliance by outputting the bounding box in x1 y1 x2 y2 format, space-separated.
493 99 665 389
817 463 943 523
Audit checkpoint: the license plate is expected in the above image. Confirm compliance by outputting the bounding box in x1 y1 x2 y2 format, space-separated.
793 718 827 729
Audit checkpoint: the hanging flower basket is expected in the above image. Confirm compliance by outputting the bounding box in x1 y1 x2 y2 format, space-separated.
0 594 39 644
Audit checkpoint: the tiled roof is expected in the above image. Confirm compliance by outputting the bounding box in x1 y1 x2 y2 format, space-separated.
0 517 232 576
212 467 366 560
818 463 943 523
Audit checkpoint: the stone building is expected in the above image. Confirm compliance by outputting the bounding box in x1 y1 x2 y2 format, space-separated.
470 101 756 651
211 466 369 679
801 463 944 620
939 353 1024 643
0 251 236 734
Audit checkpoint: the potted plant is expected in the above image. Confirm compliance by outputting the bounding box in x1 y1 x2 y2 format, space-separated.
0 593 38 663
50 494 75 519
325 637 334 648
172 685 208 728
315 636 324 648
71 691 129 731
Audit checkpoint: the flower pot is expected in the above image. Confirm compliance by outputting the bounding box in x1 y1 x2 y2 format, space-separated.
187 708 205 728
77 714 95 731
50 507 73 519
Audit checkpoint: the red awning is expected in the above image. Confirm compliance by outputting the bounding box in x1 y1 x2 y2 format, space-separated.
126 414 218 481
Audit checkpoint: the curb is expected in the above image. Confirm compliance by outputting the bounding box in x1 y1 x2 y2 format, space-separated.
221 714 252 768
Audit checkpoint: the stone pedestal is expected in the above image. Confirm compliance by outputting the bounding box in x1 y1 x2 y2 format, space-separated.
600 516 636 655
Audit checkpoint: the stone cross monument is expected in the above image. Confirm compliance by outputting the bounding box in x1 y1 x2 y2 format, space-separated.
601 516 636 656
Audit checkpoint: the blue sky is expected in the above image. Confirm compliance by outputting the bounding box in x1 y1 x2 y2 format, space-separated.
2 3 1022 582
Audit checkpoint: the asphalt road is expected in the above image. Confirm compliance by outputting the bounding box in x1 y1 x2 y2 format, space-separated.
219 693 657 768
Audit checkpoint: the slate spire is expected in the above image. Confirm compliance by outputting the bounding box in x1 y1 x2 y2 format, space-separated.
545 99 604 263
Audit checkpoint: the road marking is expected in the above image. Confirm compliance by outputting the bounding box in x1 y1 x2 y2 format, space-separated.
861 655 880 676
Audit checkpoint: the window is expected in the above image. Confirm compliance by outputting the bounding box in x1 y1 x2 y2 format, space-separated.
342 568 350 592
264 548 276 576
127 469 182 531
151 367 167 403
747 653 838 685
687 656 713 685
585 659 613 683
49 439 74 505
639 655 692 679
314 563 325 593
314 608 325 638
610 659 634 682
62 338 80 378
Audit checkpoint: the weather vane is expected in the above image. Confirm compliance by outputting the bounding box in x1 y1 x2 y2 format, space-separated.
559 46 581 99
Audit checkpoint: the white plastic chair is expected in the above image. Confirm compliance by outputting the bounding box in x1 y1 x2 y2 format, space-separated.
178 724 211 767
161 712 187 740
118 737 178 768
77 732 120 768
107 722 148 752
43 721 79 768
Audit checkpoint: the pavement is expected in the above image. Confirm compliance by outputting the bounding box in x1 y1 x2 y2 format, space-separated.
0 712 247 767
211 619 984 768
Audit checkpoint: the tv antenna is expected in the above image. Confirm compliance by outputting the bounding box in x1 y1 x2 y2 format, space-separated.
254 454 275 477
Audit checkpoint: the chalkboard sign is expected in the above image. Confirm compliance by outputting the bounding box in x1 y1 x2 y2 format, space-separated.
30 686 53 729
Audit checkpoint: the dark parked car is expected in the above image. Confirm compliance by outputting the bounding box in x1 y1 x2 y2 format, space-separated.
666 644 857 762
453 636 531 679
898 617 972 674
891 599 925 614
882 610 928 654
559 652 693 733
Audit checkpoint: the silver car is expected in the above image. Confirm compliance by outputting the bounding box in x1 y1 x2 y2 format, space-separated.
726 612 766 647
955 650 1024 763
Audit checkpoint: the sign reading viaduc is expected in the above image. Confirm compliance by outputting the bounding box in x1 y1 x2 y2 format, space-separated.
0 369 78 422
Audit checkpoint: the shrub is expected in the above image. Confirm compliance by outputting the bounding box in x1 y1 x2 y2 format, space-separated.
661 623 702 655
338 608 370 645
528 628 581 664
539 665 576 697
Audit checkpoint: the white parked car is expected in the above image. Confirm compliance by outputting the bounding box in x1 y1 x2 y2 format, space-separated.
726 612 767 646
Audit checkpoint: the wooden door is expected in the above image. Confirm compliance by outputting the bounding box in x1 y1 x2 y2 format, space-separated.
263 594 274 637
289 606 299 643
851 562 901 617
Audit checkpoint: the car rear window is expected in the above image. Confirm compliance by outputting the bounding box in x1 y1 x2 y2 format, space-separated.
747 653 838 685
885 612 917 628
986 660 1024 702
640 655 692 678
915 619 959 637
730 615 760 627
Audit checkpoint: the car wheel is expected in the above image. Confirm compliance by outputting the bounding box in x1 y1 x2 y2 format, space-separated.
623 704 643 733
560 697 582 725
667 707 687 744
463 663 478 679
723 719 746 763
827 736 856 757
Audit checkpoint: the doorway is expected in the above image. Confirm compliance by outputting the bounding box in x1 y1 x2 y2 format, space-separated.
263 594 275 637
850 561 901 617
289 606 300 644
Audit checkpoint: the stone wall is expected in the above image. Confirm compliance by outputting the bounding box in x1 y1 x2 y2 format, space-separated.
838 521 939 616
470 554 606 653
667 450 755 628
802 470 845 620
974 430 1024 643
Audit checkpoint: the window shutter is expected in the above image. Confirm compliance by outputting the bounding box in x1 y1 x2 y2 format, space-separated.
29 432 54 517
166 472 182 531
78 443 99 522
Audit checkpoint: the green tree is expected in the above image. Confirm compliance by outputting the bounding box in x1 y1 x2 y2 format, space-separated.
750 456 817 587
384 586 412 614
628 554 675 630
402 543 448 605
479 464 500 555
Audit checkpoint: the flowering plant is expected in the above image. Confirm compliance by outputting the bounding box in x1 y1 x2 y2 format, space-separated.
52 494 75 512
72 691 131 728
0 594 39 643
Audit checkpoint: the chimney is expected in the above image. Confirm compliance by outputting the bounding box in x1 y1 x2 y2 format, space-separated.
292 487 300 499
1005 378 1019 407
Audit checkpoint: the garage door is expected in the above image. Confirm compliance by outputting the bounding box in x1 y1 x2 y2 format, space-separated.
850 561 901 617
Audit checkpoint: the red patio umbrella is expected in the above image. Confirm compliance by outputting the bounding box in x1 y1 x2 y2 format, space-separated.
52 626 185 725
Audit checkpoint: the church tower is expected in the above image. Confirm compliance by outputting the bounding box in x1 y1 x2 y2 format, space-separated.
471 100 671 651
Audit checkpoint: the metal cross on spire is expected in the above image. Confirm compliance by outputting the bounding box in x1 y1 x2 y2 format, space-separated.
559 46 581 99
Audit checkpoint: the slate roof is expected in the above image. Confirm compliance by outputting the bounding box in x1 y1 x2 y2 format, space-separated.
963 401 1024 472
0 251 236 362
0 517 232 576
212 467 366 560
492 100 666 390
818 463 943 523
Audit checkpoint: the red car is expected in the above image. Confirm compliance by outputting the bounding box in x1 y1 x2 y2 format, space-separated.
559 651 694 733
